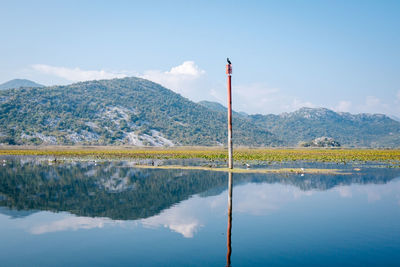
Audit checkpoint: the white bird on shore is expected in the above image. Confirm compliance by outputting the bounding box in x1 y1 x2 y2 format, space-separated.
246 163 250 169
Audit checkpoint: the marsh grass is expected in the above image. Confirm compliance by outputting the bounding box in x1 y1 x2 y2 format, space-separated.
1 147 399 163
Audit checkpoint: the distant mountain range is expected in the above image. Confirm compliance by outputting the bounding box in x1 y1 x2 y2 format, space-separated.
200 100 400 147
0 77 399 147
0 79 44 90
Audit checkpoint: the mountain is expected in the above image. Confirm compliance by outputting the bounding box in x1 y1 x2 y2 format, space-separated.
0 79 44 90
0 207 38 219
198 100 226 113
248 107 400 147
1 79 399 147
198 100 247 118
198 101 400 147
389 115 400 122
0 77 280 146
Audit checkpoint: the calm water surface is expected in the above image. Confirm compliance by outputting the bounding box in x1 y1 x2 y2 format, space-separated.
0 156 399 266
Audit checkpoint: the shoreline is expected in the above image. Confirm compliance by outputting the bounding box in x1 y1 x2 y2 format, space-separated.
130 164 350 175
1 147 400 163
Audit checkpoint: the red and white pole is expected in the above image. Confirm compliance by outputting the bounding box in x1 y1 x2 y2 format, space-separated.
226 62 233 169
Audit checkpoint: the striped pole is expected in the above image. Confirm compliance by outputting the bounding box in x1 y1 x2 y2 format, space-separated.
226 62 233 169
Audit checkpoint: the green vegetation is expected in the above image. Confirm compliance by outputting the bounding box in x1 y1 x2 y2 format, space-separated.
202 102 400 147
248 107 400 147
1 78 399 147
0 77 279 146
1 147 400 163
300 137 341 147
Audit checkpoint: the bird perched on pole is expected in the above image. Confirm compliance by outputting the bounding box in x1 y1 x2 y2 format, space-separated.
227 58 231 65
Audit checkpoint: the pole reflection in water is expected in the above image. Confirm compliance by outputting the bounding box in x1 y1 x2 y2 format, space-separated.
226 172 233 267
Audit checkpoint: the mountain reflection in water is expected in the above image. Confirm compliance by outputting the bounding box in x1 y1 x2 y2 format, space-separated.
0 156 399 221
1 156 400 266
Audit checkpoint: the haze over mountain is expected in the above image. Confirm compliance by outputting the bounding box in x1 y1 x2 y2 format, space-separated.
0 79 44 90
0 77 399 147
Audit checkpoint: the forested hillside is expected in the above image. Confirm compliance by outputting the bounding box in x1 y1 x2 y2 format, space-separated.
248 108 400 147
0 77 280 146
202 101 400 147
1 77 399 147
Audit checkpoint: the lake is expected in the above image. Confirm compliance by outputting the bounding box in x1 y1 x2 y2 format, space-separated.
0 156 399 266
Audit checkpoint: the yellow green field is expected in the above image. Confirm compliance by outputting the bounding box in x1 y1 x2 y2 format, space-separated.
1 146 399 163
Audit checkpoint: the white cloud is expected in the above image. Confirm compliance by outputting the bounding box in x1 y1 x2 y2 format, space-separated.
167 61 205 76
30 61 207 100
32 64 128 82
233 183 315 215
397 90 400 101
142 61 205 82
140 61 206 99
29 215 123 235
336 186 352 198
141 198 203 238
334 100 352 112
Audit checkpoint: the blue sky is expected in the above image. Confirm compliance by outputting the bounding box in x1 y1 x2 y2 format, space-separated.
1 0 399 116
